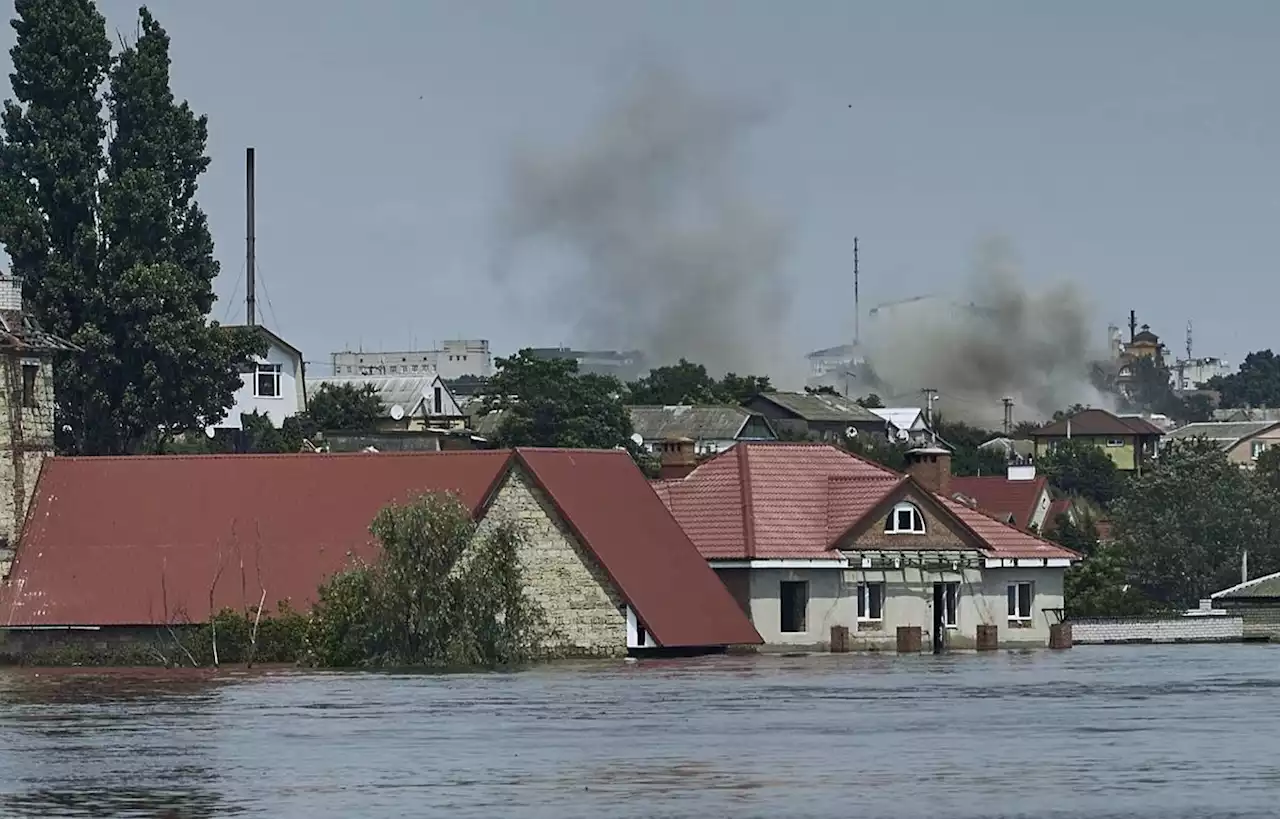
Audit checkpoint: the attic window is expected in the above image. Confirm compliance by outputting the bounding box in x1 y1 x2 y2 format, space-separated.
885 502 926 534
20 362 37 408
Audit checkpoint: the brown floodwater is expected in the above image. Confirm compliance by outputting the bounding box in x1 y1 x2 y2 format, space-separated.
2 646 1280 818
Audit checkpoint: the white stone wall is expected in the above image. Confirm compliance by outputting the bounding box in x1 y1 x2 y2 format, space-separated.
476 469 627 657
1071 615 1243 644
0 351 55 577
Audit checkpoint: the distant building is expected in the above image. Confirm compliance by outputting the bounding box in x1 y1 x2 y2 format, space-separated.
1029 408 1165 472
526 347 646 382
308 374 468 431
1163 421 1280 467
217 326 306 430
628 405 776 456
868 407 931 445
1172 356 1232 392
330 339 492 380
741 391 886 441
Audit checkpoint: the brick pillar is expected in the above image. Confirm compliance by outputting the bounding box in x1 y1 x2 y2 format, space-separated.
1049 622 1073 650
896 625 922 653
830 625 850 653
976 624 998 651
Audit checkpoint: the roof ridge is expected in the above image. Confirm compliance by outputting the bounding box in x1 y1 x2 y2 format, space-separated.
49 450 517 463
936 491 1080 559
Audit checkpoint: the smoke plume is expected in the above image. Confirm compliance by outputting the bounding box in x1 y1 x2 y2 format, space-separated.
491 66 791 379
861 238 1112 427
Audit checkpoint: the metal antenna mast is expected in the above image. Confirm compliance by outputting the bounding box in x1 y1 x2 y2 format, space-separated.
853 237 860 347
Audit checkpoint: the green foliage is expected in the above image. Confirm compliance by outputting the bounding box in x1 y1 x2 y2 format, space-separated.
186 602 309 666
306 382 383 431
0 3 258 454
1039 438 1125 507
933 417 1006 477
841 434 909 471
1112 438 1280 607
1064 543 1159 617
1121 356 1179 417
855 393 884 409
480 349 634 450
625 359 771 405
1256 446 1280 495
1207 350 1280 409
306 493 546 668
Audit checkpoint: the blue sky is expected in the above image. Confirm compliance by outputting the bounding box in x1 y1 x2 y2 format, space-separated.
4 1 1277 379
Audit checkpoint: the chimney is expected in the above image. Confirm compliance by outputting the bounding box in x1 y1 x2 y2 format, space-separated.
1007 463 1036 481
905 445 951 496
0 274 23 313
658 436 698 480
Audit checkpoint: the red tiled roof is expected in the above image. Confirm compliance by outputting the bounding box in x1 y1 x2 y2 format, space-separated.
656 442 1077 562
950 474 1048 530
1 450 760 648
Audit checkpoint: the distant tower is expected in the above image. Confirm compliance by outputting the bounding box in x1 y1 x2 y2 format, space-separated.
0 273 80 577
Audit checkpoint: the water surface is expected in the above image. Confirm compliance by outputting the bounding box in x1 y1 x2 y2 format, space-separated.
2 645 1279 818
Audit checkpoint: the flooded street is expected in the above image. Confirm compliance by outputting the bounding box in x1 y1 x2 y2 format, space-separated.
2 645 1280 818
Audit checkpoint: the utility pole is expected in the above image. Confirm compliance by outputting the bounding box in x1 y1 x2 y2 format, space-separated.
921 388 939 443
246 147 257 327
1002 397 1014 435
853 237 860 348
1128 309 1137 344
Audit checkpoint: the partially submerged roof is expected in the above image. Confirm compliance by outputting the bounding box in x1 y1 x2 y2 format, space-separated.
748 391 883 424
1165 421 1280 450
0 450 759 648
628 405 774 442
655 442 1076 562
950 473 1049 531
1030 408 1164 438
1212 571 1280 601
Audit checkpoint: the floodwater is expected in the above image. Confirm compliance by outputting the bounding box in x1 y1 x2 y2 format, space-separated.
1 646 1279 819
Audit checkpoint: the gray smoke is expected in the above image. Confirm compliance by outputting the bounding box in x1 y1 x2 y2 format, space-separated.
491 67 791 379
861 238 1113 427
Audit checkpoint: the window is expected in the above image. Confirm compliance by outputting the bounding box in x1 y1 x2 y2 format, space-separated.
254 364 282 398
857 582 884 622
636 623 647 647
1007 582 1034 621
1105 438 1125 447
779 581 808 633
20 362 37 408
1253 441 1268 460
433 386 443 415
884 502 926 534
942 582 959 628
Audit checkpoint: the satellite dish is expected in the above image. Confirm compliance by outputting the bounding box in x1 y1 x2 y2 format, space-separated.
389 404 405 421
204 426 216 439
896 429 911 443
845 426 859 439
630 432 644 447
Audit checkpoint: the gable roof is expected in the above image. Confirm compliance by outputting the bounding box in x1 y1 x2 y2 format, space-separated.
1030 408 1164 438
950 474 1049 531
1212 571 1280 601
226 324 302 361
1165 421 1280 451
309 375 464 419
869 407 926 432
627 405 774 442
0 450 759 648
748 391 883 423
655 442 1076 562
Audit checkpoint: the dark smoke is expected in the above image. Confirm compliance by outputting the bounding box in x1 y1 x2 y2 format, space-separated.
861 238 1113 427
491 66 791 379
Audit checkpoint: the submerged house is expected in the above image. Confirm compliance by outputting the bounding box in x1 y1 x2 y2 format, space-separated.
653 442 1078 650
0 449 761 657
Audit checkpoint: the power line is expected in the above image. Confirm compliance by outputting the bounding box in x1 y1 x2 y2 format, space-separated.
220 257 247 324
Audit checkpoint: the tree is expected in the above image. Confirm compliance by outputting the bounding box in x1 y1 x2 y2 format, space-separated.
1038 438 1124 507
1122 356 1180 418
716 372 772 404
481 349 634 450
625 359 772 405
841 434 908 471
1207 350 1280 409
0 3 258 454
855 393 884 409
307 493 545 667
1112 438 1280 607
933 417 1006 477
1256 446 1280 495
1178 393 1214 424
306 382 382 432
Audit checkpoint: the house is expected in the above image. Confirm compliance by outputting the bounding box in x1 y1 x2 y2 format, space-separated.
868 407 931 445
330 339 492 379
978 436 1036 463
741 391 886 442
217 325 306 430
527 347 647 382
629 405 776 456
950 464 1052 532
653 442 1079 651
1029 408 1164 471
0 449 761 657
1211 571 1280 641
1164 421 1280 465
0 273 81 575
309 374 468 431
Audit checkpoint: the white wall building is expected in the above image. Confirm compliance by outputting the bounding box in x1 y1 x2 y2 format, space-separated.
216 327 306 430
1172 356 1233 391
330 339 492 380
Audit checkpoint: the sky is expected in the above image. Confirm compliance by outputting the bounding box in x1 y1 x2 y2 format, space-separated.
2 1 1278 382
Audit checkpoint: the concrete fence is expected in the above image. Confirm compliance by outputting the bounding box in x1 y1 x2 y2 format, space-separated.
1070 613 1243 644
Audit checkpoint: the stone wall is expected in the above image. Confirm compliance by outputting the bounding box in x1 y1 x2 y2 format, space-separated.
1070 614 1243 644
477 468 627 658
0 351 55 579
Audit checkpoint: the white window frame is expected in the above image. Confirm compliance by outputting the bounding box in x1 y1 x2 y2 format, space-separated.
885 502 926 534
1105 437 1125 448
857 581 885 622
942 582 959 628
254 363 282 399
1252 440 1267 460
1007 581 1034 621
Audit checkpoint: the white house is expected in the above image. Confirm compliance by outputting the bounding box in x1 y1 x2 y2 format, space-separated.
869 407 931 444
216 326 305 430
308 373 467 430
652 442 1078 651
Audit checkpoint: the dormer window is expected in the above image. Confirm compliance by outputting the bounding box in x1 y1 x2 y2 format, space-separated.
885 502 926 534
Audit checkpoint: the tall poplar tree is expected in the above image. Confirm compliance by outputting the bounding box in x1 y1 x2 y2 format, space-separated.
0 2 259 454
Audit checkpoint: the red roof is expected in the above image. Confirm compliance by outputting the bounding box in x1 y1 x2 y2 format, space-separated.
656 443 1077 562
950 474 1048 530
0 450 760 648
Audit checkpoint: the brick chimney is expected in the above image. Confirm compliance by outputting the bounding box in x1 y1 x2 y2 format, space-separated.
0 273 22 314
657 436 698 480
905 445 952 496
